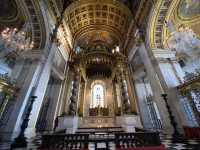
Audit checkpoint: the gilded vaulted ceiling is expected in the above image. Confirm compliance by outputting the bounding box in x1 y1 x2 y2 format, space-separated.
0 0 149 55
64 0 133 50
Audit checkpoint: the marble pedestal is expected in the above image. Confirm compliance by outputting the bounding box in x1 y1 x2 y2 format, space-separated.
116 115 142 132
56 116 78 133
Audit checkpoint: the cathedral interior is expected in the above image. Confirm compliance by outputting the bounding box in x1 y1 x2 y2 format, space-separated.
0 0 200 149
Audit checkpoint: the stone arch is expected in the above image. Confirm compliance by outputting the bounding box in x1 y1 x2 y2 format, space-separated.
15 0 48 51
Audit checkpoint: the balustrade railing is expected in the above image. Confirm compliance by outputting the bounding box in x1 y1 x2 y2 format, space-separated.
115 132 161 148
40 134 89 149
39 132 162 149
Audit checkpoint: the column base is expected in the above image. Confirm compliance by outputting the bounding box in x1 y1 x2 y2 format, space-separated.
116 115 143 132
56 116 78 134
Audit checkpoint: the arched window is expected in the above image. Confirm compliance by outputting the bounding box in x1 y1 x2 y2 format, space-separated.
91 84 104 108
75 46 81 54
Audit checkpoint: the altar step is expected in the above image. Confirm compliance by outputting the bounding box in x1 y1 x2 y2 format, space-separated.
76 126 124 134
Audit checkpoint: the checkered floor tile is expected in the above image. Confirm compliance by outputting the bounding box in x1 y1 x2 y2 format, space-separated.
160 134 200 150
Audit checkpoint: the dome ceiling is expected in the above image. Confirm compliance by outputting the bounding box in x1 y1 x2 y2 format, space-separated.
64 0 132 49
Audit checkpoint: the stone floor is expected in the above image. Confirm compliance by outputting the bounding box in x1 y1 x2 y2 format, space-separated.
161 134 200 150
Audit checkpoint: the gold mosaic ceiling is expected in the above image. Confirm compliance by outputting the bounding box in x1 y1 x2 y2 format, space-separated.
64 0 132 49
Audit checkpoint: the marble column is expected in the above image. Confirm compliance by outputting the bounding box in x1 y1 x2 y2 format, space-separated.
2 59 42 141
68 68 80 116
117 68 131 114
61 69 74 114
55 68 80 133
152 49 185 87
134 79 154 129
152 49 187 131
112 80 119 115
78 80 85 116
125 66 138 114
22 44 56 138
116 65 142 131
138 43 172 132
45 78 63 131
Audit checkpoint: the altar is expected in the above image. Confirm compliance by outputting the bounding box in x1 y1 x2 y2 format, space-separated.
89 106 109 116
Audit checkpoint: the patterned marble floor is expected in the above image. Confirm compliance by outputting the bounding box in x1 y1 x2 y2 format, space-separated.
160 134 200 150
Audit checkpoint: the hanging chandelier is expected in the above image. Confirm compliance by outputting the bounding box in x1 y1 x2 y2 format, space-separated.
0 25 34 57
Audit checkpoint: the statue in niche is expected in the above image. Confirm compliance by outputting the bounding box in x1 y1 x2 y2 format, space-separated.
166 22 200 59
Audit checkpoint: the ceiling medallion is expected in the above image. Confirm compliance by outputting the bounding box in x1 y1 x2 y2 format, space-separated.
64 0 132 48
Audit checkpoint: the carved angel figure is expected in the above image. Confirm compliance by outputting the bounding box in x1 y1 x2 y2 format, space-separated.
167 24 200 59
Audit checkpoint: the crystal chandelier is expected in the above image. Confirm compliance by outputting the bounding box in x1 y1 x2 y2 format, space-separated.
0 25 34 57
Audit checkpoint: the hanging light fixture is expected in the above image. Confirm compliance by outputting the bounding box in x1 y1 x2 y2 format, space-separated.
0 24 34 57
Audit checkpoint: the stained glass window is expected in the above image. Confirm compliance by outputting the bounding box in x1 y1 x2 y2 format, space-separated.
92 84 104 108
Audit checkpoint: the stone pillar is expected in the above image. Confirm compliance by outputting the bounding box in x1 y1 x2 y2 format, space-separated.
23 44 56 138
61 68 73 114
56 67 80 133
46 78 62 131
54 80 65 117
152 49 186 132
68 68 80 116
152 49 185 87
117 64 131 114
125 66 138 114
112 80 119 115
2 59 42 141
134 79 154 129
138 43 172 133
116 61 142 132
78 80 85 117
